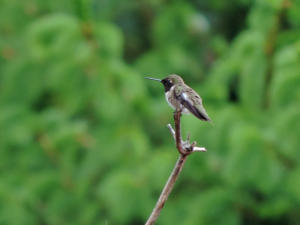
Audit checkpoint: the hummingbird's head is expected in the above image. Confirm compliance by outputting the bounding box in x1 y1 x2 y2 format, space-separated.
145 74 184 92
161 74 184 92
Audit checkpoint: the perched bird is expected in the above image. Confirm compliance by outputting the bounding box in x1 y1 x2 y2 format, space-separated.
145 74 211 121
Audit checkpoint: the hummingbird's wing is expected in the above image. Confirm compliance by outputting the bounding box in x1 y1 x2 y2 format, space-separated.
175 87 211 121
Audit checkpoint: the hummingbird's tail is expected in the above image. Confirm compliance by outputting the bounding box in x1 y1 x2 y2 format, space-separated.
185 102 211 122
196 110 211 121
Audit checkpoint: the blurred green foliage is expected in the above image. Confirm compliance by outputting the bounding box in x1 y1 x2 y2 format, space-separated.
1 0 300 224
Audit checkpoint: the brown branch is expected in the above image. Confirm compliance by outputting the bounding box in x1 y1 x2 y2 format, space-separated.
174 110 186 155
145 154 188 225
145 110 206 225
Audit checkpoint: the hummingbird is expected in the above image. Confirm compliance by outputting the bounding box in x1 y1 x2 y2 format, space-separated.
145 74 211 121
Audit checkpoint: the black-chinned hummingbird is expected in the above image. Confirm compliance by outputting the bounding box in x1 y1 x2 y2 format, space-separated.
145 74 211 121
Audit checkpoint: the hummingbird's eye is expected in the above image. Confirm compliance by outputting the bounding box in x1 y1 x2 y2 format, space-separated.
162 78 173 92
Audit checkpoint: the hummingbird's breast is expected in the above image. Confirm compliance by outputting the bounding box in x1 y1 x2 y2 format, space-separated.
165 86 189 114
165 88 176 110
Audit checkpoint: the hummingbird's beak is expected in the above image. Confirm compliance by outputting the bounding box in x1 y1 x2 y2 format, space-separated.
144 77 161 82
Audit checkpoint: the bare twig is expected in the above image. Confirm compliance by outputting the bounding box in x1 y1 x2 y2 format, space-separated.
174 110 186 155
167 124 206 152
167 124 176 140
145 154 188 225
145 110 206 225
193 146 207 152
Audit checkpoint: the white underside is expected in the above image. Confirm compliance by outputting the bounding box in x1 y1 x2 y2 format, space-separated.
165 88 190 114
